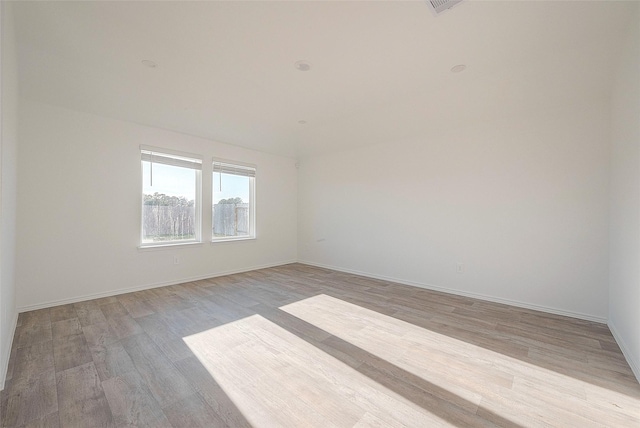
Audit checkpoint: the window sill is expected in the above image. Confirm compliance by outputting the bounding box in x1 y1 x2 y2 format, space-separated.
211 236 256 244
138 241 203 251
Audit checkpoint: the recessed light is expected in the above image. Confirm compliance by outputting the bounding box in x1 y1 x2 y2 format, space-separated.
294 60 311 72
298 120 307 125
450 64 467 73
141 60 158 68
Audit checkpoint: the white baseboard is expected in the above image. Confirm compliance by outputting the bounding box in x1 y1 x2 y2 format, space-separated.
17 260 297 313
608 321 640 384
15 257 608 323
1 311 19 391
298 260 607 324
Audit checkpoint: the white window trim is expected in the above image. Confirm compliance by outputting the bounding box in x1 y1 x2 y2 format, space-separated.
210 236 256 244
140 145 203 248
138 242 204 251
212 158 256 242
141 145 203 163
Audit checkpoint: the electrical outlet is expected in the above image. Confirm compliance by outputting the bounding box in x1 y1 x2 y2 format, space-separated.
456 262 464 274
174 255 180 265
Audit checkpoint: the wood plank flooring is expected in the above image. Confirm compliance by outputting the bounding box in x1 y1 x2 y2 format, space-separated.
1 263 639 427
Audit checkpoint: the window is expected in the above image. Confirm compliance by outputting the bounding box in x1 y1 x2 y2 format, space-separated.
141 146 202 246
212 160 256 241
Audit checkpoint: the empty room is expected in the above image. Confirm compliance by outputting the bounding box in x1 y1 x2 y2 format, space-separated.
1 0 639 426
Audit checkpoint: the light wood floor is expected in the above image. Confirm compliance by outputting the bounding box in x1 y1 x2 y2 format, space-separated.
1 263 639 427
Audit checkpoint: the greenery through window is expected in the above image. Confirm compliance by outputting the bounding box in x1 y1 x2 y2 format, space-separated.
213 161 256 240
141 148 202 245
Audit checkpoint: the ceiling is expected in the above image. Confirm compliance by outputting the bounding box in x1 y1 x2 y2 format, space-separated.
12 1 634 158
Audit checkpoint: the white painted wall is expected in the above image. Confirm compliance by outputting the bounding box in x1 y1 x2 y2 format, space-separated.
608 4 640 382
298 101 611 321
15 100 297 310
1 1 19 390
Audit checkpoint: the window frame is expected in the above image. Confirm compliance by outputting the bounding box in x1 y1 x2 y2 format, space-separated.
211 158 256 243
139 145 203 248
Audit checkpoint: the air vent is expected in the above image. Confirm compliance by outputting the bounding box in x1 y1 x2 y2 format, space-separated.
426 0 464 15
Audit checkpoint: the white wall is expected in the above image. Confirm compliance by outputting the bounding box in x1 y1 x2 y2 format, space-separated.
16 100 297 310
1 1 19 390
298 101 611 321
608 4 640 382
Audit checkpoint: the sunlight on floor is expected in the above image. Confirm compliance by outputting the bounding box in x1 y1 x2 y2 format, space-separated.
183 313 452 427
181 294 639 427
280 294 640 426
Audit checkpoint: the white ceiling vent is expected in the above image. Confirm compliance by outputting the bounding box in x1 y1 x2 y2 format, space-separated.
426 0 464 15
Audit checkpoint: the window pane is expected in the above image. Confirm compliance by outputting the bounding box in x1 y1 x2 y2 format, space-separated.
213 172 253 238
142 161 198 244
